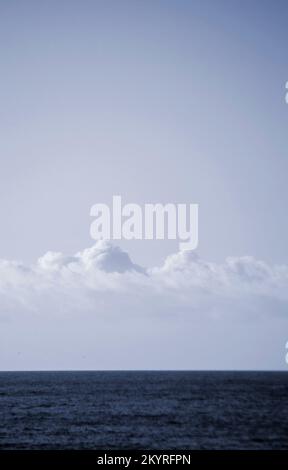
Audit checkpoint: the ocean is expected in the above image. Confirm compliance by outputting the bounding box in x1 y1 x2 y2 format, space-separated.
0 371 287 450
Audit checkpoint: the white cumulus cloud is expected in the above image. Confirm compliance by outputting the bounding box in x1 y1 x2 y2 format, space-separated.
1 241 288 370
0 240 287 317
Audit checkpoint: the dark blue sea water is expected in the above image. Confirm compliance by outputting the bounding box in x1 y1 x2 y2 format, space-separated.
0 371 287 450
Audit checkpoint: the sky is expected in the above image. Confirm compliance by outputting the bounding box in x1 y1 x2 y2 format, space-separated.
0 0 288 370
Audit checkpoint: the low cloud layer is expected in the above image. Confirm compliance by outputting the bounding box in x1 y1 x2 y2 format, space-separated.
0 240 288 315
1 242 288 370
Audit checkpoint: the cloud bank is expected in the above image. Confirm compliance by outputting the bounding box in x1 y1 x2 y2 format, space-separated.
0 240 287 317
1 241 288 370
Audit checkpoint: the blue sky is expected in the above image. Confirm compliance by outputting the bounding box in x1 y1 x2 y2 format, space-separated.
0 0 288 266
0 0 288 369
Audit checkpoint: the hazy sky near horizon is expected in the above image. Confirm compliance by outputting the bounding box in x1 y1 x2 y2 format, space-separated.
1 0 288 370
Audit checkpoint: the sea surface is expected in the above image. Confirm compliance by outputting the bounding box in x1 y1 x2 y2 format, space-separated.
0 371 287 450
